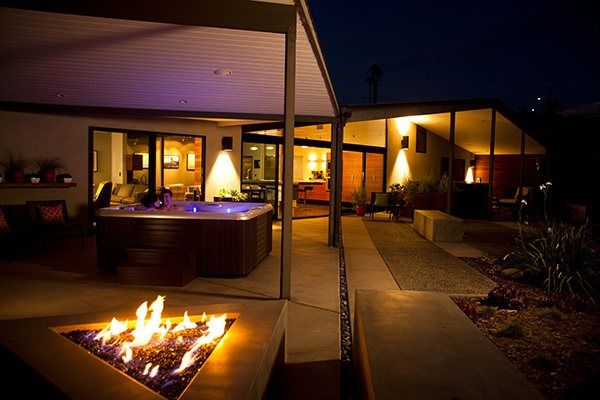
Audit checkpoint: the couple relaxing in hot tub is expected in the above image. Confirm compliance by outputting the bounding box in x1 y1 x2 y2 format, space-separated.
139 188 185 211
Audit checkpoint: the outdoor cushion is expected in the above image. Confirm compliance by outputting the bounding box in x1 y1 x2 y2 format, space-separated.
37 204 66 224
374 193 390 206
0 209 10 230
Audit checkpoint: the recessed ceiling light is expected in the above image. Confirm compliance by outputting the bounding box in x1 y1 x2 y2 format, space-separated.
55 93 65 98
250 146 258 151
214 69 232 76
179 100 188 104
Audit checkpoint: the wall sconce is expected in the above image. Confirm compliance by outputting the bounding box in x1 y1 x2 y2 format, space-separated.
222 136 233 151
401 136 409 150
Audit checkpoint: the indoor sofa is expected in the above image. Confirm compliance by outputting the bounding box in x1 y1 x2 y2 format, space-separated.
110 184 148 205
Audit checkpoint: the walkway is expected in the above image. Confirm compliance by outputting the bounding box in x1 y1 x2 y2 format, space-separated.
0 213 534 399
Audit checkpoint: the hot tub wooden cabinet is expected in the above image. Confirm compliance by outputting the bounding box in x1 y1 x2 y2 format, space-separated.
96 202 273 283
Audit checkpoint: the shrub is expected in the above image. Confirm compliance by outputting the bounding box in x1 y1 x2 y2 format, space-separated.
477 305 497 319
548 291 595 313
528 351 557 372
538 307 565 320
454 300 478 322
350 183 367 206
504 183 600 298
416 173 439 192
498 321 525 338
487 284 528 310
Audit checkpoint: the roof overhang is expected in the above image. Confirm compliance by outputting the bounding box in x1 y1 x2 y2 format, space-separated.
346 98 546 155
0 0 339 123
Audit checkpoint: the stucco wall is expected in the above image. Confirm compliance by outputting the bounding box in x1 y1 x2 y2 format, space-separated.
386 118 473 187
0 110 241 232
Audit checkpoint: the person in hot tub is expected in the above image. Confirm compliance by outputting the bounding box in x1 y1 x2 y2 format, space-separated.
159 188 185 211
140 193 161 211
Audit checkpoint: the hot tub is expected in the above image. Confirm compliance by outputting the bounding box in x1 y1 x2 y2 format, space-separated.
96 202 273 284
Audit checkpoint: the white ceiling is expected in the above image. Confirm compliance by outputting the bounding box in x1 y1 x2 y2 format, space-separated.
0 2 337 120
347 101 546 155
408 110 545 155
0 2 545 156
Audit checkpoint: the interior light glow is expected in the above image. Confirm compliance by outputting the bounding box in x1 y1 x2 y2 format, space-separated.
250 146 258 151
465 167 474 183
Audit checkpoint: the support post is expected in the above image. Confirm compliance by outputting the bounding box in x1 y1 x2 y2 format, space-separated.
280 22 296 300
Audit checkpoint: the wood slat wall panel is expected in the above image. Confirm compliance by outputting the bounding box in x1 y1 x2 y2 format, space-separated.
474 154 546 199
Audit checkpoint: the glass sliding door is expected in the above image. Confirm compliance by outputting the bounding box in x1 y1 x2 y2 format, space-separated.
157 134 204 200
90 129 205 231
242 142 279 218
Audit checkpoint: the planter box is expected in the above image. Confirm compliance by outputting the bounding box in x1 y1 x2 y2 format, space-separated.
410 192 447 212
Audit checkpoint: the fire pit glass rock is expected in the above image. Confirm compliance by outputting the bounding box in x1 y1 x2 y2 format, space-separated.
61 296 235 400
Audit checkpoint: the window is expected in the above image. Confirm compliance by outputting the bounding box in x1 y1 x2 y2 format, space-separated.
416 126 427 153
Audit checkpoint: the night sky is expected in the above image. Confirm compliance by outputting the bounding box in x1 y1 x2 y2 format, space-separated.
306 0 599 112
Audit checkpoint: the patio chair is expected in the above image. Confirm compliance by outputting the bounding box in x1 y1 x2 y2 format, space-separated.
0 204 36 263
26 200 84 254
369 192 394 220
93 181 113 213
498 187 530 210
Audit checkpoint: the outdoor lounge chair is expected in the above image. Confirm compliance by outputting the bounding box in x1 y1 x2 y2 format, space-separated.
26 200 84 254
369 192 394 220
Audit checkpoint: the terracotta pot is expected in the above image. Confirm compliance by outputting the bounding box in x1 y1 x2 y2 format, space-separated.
42 170 56 183
355 205 367 217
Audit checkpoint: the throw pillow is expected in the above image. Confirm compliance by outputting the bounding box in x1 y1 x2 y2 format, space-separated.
374 193 390 206
0 208 10 230
37 204 66 224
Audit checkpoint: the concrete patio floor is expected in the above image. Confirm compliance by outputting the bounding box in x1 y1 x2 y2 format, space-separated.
0 214 538 399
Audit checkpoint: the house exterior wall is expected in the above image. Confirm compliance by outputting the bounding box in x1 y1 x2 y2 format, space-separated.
0 110 241 231
386 118 473 187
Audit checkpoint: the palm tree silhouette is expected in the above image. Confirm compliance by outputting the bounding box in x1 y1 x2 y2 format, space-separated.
365 64 383 104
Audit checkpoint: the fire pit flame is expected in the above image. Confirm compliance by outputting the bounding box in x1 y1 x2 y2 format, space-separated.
62 295 234 399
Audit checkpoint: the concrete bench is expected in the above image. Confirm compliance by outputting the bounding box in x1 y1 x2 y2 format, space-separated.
353 290 544 400
413 209 463 242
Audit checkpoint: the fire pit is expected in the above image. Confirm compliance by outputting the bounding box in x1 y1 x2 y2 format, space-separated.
0 299 287 399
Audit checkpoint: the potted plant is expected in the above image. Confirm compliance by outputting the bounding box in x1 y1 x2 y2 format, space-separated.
409 173 448 212
214 188 231 202
229 189 248 202
214 188 248 202
56 173 73 183
27 172 41 183
351 183 368 216
34 156 66 183
0 150 31 183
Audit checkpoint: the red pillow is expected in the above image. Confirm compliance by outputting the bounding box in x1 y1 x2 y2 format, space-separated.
0 209 10 230
37 204 65 224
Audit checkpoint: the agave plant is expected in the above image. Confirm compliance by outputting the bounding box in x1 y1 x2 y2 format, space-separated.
504 183 600 298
